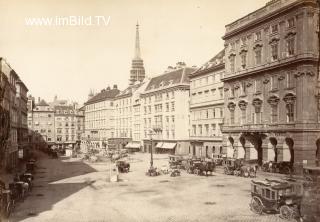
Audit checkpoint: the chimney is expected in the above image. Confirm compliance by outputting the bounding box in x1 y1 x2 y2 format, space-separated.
176 62 186 69
113 84 117 89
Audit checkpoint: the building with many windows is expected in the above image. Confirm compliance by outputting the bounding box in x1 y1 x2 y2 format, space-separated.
54 105 84 149
82 85 120 151
30 98 55 147
221 0 320 166
112 80 149 151
141 63 196 154
0 58 29 170
189 50 225 158
16 78 29 160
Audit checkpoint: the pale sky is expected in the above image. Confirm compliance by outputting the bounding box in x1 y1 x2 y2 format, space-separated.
0 0 268 105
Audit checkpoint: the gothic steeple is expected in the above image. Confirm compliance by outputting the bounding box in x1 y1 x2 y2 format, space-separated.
129 22 145 85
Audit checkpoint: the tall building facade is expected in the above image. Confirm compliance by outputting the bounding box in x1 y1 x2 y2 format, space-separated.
0 58 29 170
141 63 196 154
54 105 84 149
82 85 120 150
189 50 225 158
30 98 55 147
129 23 145 85
16 78 29 159
221 0 320 166
112 80 149 151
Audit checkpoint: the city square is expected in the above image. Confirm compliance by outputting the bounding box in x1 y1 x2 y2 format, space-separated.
1 0 320 221
10 152 288 222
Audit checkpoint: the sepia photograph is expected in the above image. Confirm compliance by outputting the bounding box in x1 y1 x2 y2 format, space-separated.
0 0 320 221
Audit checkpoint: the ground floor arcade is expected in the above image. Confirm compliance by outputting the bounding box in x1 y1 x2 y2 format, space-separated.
222 131 320 167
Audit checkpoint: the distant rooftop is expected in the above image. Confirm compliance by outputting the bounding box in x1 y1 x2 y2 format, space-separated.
144 66 196 92
85 87 120 105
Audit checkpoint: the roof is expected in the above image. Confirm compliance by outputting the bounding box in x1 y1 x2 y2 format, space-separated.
116 82 144 98
37 99 49 106
145 67 196 92
85 88 120 105
190 49 225 77
54 105 73 111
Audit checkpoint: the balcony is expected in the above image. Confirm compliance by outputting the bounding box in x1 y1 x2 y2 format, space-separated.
190 135 223 141
222 123 298 133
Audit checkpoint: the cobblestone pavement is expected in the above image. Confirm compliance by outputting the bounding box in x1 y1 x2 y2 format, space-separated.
7 152 293 222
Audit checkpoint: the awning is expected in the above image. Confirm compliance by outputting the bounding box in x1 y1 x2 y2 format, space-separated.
156 142 164 148
160 142 176 149
125 142 140 149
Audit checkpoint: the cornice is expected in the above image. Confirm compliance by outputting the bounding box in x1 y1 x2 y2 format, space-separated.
223 0 317 40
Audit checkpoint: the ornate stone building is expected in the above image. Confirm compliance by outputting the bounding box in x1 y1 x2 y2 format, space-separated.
189 50 225 158
221 0 320 166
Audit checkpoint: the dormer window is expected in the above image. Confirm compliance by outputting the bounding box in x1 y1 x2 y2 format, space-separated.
159 81 164 87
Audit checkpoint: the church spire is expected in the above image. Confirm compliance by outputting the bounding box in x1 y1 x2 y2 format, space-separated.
129 22 145 85
134 22 141 59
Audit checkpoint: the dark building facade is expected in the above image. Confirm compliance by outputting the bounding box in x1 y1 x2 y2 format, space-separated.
221 0 320 166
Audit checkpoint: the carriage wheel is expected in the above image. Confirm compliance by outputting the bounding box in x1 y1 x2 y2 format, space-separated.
280 205 293 220
250 196 263 215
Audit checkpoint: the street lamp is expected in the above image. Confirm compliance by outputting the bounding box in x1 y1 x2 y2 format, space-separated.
147 126 162 169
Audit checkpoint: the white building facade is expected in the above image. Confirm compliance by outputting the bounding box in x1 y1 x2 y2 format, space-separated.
189 50 225 158
141 63 196 154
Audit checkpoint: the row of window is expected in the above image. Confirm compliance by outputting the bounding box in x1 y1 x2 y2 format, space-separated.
143 91 175 104
85 101 113 111
144 102 176 114
228 74 295 100
191 108 224 120
192 124 222 137
190 72 223 88
191 87 223 99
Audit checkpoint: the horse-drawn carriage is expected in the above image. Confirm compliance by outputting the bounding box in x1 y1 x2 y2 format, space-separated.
212 154 224 166
168 155 185 170
250 179 302 220
185 159 215 176
303 165 320 182
262 161 293 175
116 160 130 173
223 158 257 178
222 158 242 175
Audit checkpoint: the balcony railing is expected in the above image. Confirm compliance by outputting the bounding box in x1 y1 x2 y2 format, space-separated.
222 123 298 132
